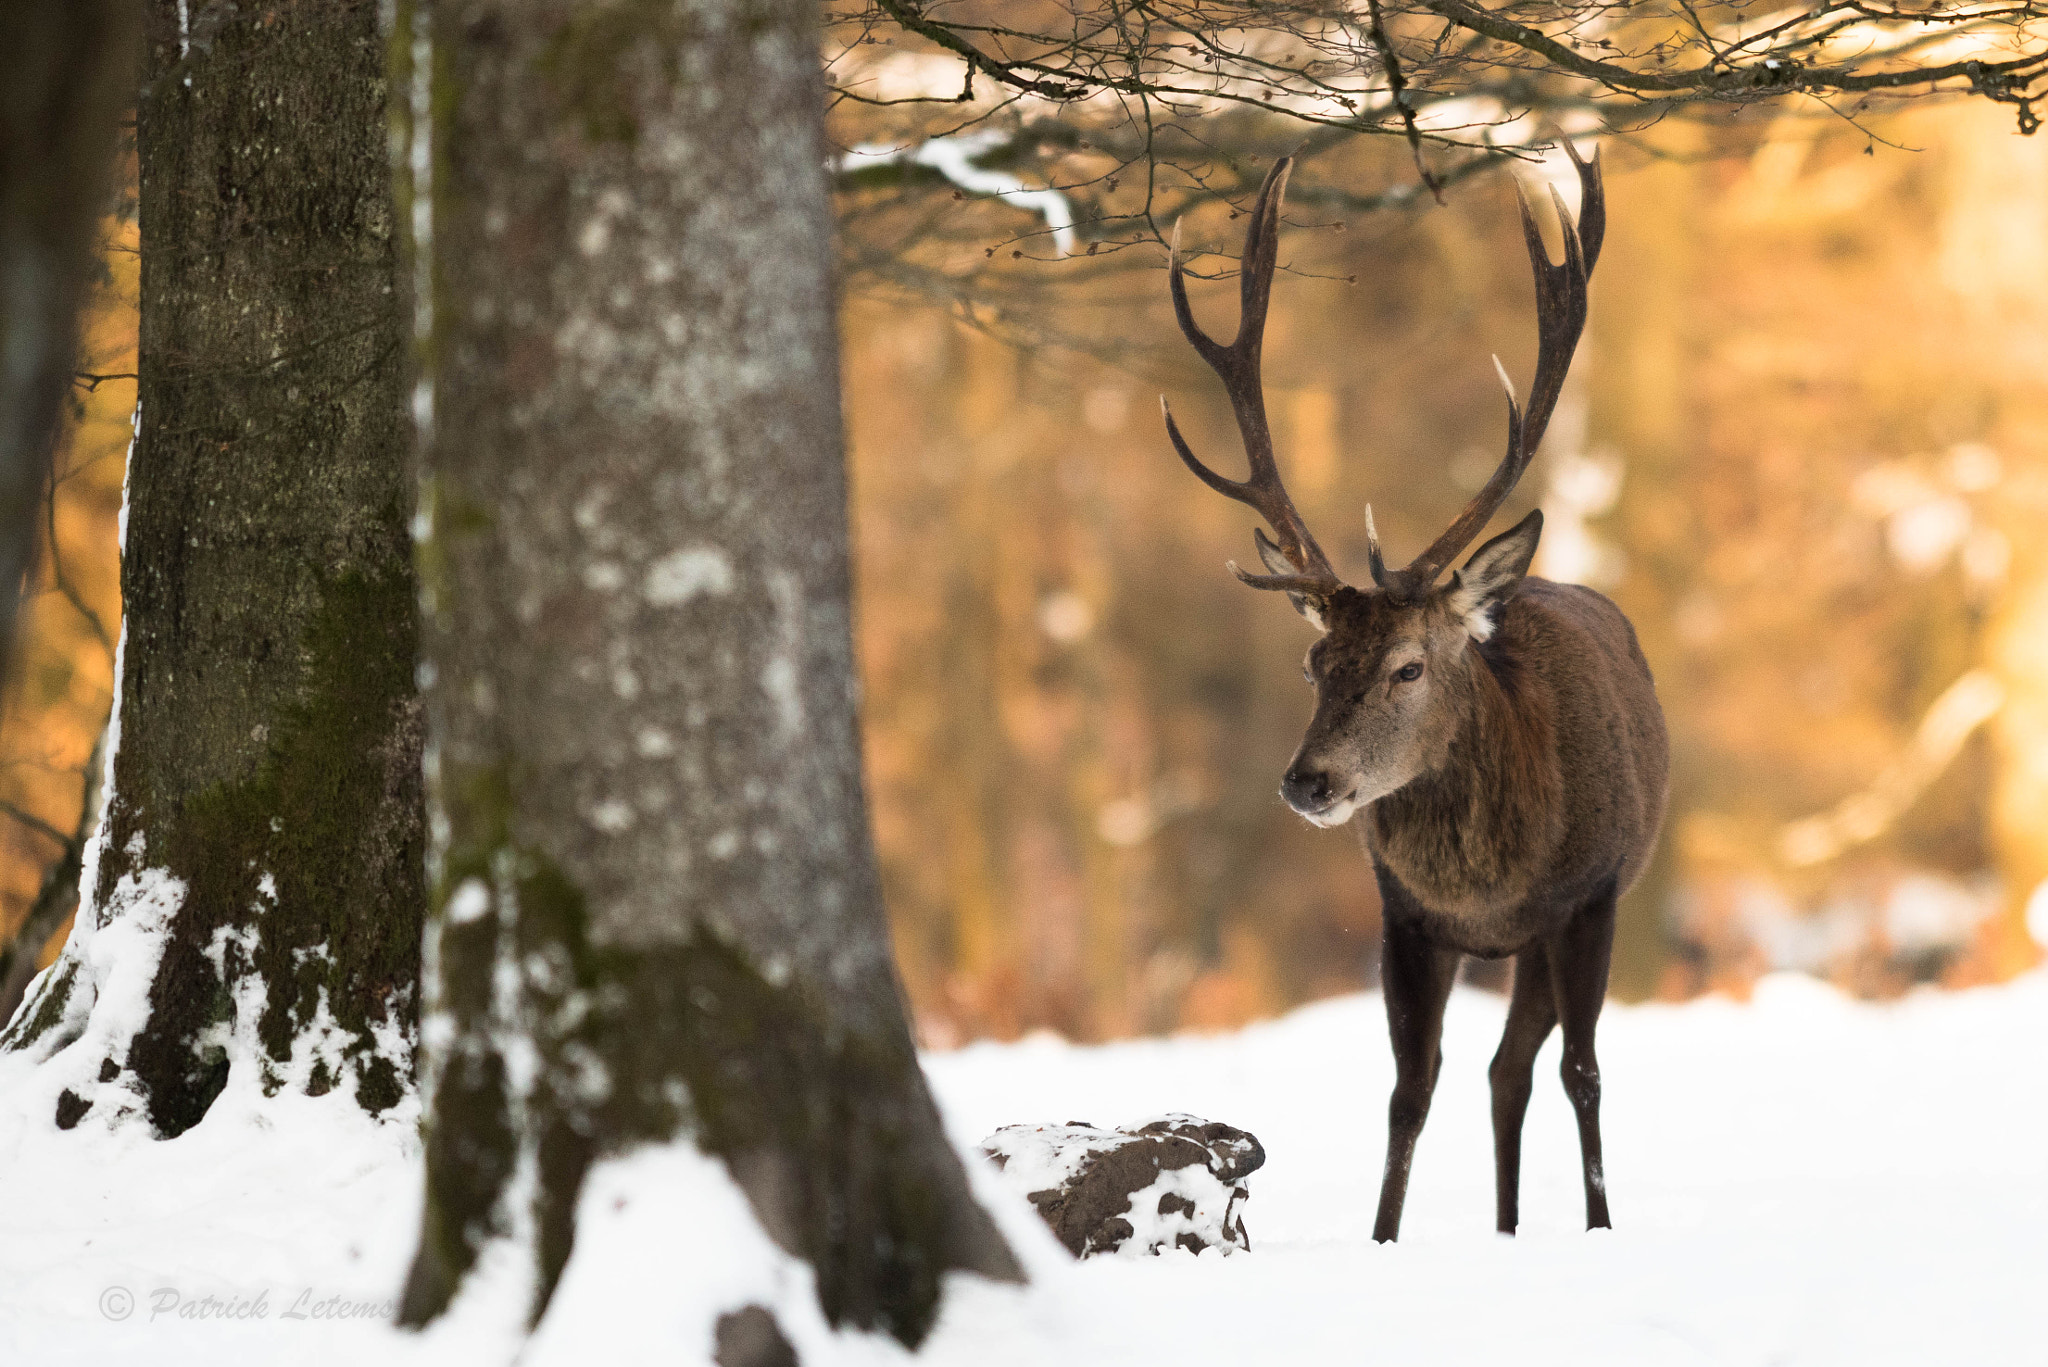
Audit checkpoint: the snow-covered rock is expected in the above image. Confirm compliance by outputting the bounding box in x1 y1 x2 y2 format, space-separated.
979 1113 1264 1257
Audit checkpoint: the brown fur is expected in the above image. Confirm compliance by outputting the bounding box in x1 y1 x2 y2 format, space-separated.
1354 578 1666 954
1279 548 1667 1244
1162 147 1661 1241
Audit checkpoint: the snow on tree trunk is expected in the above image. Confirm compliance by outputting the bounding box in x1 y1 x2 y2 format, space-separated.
394 0 1022 1351
1 0 423 1136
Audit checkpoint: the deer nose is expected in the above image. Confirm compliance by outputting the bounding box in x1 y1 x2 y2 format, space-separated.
1280 766 1333 813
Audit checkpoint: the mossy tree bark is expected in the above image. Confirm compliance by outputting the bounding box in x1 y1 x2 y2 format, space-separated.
1 0 423 1136
395 0 1021 1350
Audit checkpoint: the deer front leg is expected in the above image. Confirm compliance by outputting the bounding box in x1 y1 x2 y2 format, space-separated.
1547 883 1619 1230
1489 944 1558 1235
1372 912 1459 1243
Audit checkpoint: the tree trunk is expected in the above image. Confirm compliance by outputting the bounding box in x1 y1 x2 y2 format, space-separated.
1 0 423 1138
0 2 140 680
395 0 1021 1350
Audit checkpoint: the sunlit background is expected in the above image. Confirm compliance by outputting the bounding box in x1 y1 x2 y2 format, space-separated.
7 100 2048 1049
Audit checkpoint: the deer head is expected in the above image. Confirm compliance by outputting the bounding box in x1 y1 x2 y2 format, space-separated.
1161 147 1604 826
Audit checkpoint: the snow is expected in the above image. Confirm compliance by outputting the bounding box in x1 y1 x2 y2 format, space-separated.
840 132 1078 256
981 1121 1128 1196
979 1115 1255 1256
3 865 186 1101
1109 1161 1244 1258
2 971 2044 1365
518 1145 895 1367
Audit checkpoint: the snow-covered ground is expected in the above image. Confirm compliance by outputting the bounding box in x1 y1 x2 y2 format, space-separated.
2 971 2043 1365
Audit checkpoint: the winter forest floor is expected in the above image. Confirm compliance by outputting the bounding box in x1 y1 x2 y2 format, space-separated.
2 971 2043 1366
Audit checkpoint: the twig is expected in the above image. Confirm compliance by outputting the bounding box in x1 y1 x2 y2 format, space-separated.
72 371 136 392
1368 0 1446 204
0 732 104 1031
46 462 114 657
0 799 70 851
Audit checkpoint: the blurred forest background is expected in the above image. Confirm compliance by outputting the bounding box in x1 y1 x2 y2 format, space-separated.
7 21 2048 1049
840 96 2048 1042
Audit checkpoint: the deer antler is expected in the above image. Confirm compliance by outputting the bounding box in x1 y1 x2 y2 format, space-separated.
1161 157 1344 598
1395 142 1606 595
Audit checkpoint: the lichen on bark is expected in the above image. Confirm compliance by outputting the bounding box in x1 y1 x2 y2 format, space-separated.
398 0 1021 1347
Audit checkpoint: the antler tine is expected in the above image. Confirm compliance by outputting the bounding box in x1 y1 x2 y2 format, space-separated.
1234 157 1290 352
1167 217 1226 368
1161 156 1342 595
1404 143 1604 589
1565 139 1606 273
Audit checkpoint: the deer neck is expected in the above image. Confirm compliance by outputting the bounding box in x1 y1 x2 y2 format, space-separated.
1365 639 1563 912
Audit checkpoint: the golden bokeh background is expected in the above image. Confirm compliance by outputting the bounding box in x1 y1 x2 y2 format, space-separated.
8 101 2047 1046
845 101 2048 1043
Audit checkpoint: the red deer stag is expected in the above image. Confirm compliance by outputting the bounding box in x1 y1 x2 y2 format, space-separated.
1160 146 1668 1241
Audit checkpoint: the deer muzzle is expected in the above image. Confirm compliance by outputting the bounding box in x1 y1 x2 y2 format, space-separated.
1281 764 1358 828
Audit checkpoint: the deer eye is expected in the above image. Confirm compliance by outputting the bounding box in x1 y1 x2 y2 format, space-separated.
1393 661 1423 684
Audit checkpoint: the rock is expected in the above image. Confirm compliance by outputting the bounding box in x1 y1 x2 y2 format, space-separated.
979 1113 1265 1258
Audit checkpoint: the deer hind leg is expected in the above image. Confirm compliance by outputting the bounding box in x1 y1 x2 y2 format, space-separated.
1489 944 1558 1235
1547 882 1619 1230
1372 915 1460 1243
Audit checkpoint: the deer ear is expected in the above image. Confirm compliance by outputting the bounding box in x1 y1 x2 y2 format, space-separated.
1254 527 1329 631
1447 508 1541 641
1253 526 1294 578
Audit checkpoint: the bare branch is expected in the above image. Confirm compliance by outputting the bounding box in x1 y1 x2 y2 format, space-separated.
0 731 101 1032
826 2 2048 322
0 797 70 851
